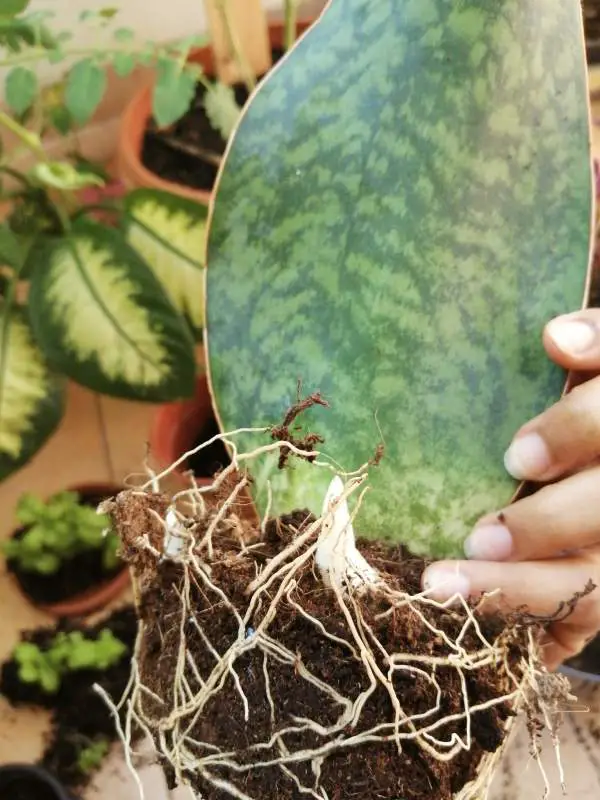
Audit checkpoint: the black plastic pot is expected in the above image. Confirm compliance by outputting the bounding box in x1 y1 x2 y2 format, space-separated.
0 764 76 799
560 635 600 684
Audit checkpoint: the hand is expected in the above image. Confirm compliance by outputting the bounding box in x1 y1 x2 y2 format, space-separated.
422 310 600 670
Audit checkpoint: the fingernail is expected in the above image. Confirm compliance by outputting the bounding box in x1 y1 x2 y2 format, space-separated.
547 318 596 355
504 432 551 480
464 524 513 561
422 565 470 601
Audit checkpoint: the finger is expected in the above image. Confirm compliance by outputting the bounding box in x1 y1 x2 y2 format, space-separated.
463 466 600 562
503 376 600 481
421 556 600 667
543 311 600 371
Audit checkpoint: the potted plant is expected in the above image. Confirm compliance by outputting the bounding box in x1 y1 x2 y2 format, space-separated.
0 764 74 800
2 485 129 616
116 3 320 204
0 5 213 484
1 606 137 790
105 0 594 798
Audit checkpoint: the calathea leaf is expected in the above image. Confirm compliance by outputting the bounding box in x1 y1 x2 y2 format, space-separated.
27 220 196 401
0 303 65 481
206 0 592 558
123 188 207 338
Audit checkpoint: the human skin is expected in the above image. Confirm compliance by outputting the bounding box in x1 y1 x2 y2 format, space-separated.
422 309 600 670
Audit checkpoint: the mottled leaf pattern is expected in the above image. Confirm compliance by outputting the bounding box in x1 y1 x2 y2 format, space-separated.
206 0 592 557
0 305 64 480
28 221 196 401
123 189 207 337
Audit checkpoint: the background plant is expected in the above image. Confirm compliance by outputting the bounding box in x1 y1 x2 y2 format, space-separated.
2 490 120 573
13 628 126 693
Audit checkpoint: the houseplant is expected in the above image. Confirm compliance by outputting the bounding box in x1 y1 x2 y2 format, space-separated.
116 3 319 204
2 485 129 617
0 5 213 482
1 606 137 790
103 0 593 798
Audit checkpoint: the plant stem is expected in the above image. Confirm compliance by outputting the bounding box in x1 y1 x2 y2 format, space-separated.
0 110 46 161
284 0 298 51
216 0 256 95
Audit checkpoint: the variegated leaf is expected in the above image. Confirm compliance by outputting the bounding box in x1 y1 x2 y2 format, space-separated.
0 304 64 480
28 221 196 401
123 189 207 338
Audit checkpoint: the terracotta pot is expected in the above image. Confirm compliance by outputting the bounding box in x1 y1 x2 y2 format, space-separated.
149 373 216 483
9 483 130 619
116 19 315 204
0 763 74 799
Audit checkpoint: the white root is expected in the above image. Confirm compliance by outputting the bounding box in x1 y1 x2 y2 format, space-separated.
316 475 380 590
101 429 575 800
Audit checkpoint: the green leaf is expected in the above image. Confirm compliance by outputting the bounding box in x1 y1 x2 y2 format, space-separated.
203 82 241 140
112 51 135 77
28 220 196 401
29 161 105 191
0 305 64 481
113 26 133 42
1 0 30 16
123 188 207 337
0 224 23 269
5 66 37 114
65 58 107 124
48 104 72 135
205 0 592 558
152 59 196 128
98 7 119 20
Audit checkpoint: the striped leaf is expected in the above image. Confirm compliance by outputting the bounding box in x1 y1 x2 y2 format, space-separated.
0 304 64 480
123 189 207 338
206 0 592 557
28 221 196 401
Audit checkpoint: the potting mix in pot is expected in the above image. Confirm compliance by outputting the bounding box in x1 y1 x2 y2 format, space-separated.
0 606 138 789
2 488 125 613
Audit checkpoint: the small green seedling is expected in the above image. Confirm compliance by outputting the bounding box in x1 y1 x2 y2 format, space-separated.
76 739 110 775
13 628 127 693
2 490 120 574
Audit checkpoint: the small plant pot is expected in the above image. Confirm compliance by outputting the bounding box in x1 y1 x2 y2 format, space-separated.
0 763 75 800
116 20 315 204
149 374 230 485
5 483 130 619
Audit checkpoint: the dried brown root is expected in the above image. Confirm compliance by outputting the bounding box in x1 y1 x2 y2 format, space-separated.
96 434 581 800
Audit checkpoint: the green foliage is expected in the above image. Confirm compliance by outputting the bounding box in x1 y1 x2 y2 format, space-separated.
1 490 119 574
65 58 106 125
13 628 127 693
153 59 198 128
5 65 37 114
206 0 592 557
77 739 110 774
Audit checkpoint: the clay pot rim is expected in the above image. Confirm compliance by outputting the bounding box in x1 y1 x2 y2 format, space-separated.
8 482 129 619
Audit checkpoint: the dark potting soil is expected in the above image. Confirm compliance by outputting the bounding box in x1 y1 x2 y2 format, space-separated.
116 491 534 800
5 491 122 606
141 48 285 192
0 606 138 790
187 413 231 478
